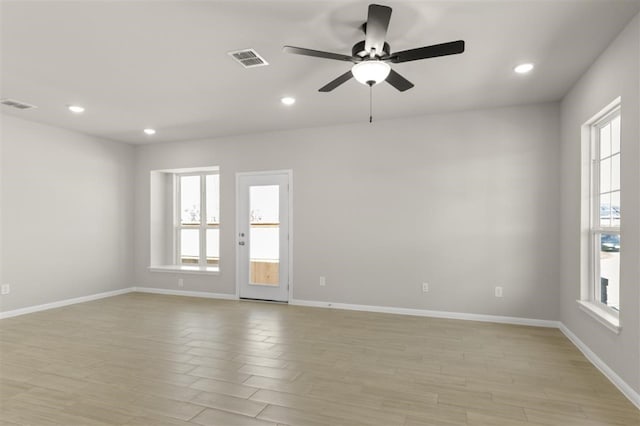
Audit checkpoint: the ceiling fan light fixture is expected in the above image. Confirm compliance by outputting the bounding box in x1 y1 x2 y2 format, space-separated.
283 4 464 94
351 61 391 86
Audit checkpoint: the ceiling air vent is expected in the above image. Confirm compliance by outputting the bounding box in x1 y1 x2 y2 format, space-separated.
228 49 269 68
0 98 37 110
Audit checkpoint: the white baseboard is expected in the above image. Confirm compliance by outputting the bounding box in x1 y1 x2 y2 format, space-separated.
132 286 237 300
0 286 236 320
0 287 133 319
559 323 640 409
290 298 560 328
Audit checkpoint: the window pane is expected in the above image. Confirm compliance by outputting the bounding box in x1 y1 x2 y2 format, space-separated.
180 229 199 264
206 174 220 224
249 185 279 286
599 157 611 193
611 191 620 228
599 233 620 311
611 154 620 191
600 193 611 228
600 123 611 159
181 176 200 224
206 229 219 265
611 115 620 154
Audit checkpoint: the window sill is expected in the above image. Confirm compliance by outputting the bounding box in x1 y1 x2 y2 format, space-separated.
148 265 220 275
576 300 621 334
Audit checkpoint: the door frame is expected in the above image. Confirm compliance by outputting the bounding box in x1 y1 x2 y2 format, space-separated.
235 169 293 302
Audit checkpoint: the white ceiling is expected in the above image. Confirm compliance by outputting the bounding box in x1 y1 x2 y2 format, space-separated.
1 0 639 144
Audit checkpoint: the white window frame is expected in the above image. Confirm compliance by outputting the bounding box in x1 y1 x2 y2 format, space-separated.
175 171 220 268
578 97 621 333
148 166 220 275
589 109 621 308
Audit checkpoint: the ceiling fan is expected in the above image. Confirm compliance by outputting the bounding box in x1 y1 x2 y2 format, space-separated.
283 3 465 92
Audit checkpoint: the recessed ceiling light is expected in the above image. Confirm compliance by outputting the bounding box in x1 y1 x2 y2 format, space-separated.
514 63 534 74
143 128 156 135
281 97 296 106
68 105 85 113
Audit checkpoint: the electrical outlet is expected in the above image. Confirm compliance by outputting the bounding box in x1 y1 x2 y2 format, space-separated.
422 282 429 293
1 284 10 295
178 279 184 288
319 276 326 286
495 286 503 298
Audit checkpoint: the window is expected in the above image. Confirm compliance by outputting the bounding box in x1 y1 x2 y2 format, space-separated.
176 172 220 267
579 98 621 331
149 166 220 274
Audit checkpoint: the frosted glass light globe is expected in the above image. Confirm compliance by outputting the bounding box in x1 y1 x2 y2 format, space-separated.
351 61 391 86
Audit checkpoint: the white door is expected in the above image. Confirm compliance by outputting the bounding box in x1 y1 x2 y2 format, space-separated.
236 171 290 302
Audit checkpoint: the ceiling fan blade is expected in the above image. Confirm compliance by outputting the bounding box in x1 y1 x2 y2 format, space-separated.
386 69 414 92
319 70 354 92
364 4 392 56
283 46 356 62
389 40 465 63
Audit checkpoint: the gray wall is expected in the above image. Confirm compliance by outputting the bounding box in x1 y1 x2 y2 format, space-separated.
134 102 561 321
560 14 640 393
0 115 135 312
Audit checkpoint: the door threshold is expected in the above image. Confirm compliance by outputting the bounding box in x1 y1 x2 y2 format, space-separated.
239 297 288 304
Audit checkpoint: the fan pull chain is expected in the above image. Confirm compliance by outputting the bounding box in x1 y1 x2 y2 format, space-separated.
369 83 373 123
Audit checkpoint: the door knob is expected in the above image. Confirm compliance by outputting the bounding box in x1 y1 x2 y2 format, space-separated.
238 241 245 246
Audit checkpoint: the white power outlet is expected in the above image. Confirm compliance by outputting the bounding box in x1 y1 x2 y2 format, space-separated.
178 279 184 288
495 286 503 298
319 276 326 286
422 282 429 293
1 284 10 295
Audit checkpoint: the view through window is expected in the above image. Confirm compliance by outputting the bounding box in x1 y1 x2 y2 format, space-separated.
177 173 220 267
592 109 621 312
249 185 280 286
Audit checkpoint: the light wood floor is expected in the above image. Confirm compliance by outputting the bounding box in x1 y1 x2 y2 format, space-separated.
1 293 638 426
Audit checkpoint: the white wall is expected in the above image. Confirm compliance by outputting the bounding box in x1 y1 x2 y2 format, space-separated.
0 115 135 312
134 102 561 321
560 14 640 394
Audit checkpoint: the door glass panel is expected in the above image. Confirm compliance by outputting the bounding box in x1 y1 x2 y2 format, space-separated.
249 185 279 286
181 176 200 224
180 229 199 264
